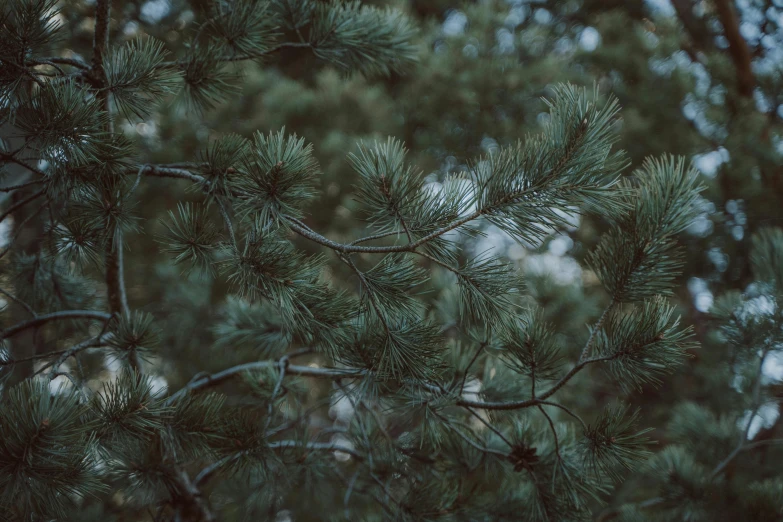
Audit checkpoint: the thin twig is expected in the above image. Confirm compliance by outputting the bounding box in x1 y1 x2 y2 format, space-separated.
0 179 45 193
263 354 291 432
340 253 392 335
597 497 665 521
0 201 49 260
0 189 45 223
215 196 238 250
537 405 561 461
537 400 588 432
344 470 360 519
370 472 403 511
265 394 333 438
438 415 508 459
579 298 615 362
460 341 487 394
350 230 405 245
336 380 376 469
129 165 144 194
0 58 45 87
740 438 783 452
0 347 69 367
1 310 112 340
39 334 107 379
455 354 619 411
0 151 48 177
711 349 770 478
166 362 364 406
462 406 513 448
0 286 36 318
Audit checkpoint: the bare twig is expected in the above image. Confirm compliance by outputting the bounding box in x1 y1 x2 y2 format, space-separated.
711 350 770 478
537 405 561 460
579 298 614 362
215 196 238 250
462 406 513 448
38 334 107 379
455 354 618 411
0 201 49 260
0 286 36 318
537 400 588 432
166 362 364 406
0 179 45 193
0 189 45 223
263 354 291 431
0 151 48 178
438 414 508 459
460 341 487 394
1 310 112 340
0 57 45 87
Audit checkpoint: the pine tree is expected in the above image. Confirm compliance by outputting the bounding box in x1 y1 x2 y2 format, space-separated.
1 1 781 521
598 227 783 522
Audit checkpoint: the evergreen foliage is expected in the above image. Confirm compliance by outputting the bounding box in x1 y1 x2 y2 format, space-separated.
0 0 781 521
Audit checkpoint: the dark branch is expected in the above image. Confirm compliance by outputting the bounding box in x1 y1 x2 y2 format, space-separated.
1 310 112 340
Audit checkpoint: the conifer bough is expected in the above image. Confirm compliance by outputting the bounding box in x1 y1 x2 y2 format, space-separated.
0 0 722 520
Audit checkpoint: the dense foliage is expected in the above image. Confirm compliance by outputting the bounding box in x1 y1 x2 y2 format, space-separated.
1 0 782 521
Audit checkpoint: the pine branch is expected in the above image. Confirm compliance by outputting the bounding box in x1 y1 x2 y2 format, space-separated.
0 310 112 339
172 466 215 522
0 178 44 192
164 425 215 522
166 361 365 405
711 349 771 478
456 354 618 411
141 165 208 184
46 334 107 380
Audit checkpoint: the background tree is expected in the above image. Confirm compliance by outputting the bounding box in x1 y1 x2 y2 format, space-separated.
1 0 782 521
